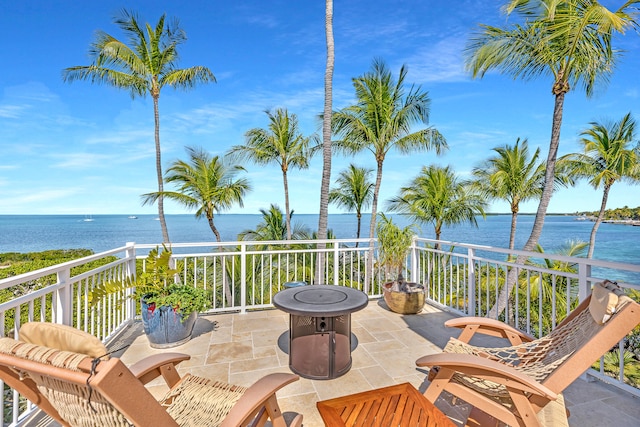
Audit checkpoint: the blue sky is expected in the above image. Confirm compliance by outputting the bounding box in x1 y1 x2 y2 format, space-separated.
1 0 639 216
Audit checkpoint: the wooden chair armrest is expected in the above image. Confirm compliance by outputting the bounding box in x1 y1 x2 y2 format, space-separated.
416 353 556 400
128 353 190 387
445 317 535 345
221 373 300 427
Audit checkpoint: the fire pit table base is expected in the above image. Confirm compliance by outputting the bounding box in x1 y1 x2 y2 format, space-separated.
290 315 351 379
273 285 368 380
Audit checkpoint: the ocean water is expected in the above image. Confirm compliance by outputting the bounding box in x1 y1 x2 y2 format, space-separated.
1 214 638 269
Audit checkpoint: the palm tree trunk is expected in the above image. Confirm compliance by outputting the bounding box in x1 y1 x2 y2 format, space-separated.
355 211 361 247
509 210 518 250
489 91 566 320
316 0 334 285
366 159 384 293
207 215 222 242
588 184 610 259
282 170 292 241
221 261 232 308
153 96 170 244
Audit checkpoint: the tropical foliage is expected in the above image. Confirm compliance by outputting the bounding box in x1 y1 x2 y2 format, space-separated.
142 146 251 242
580 206 640 221
62 9 215 243
387 165 486 247
593 349 640 388
0 249 115 303
466 0 638 318
332 58 447 251
375 213 415 284
472 138 556 250
89 245 209 317
230 108 314 241
237 204 311 245
329 164 374 244
560 113 640 258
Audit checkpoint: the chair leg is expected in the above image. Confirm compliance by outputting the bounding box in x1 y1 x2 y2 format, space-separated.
289 414 303 427
424 367 455 402
466 407 499 427
508 389 541 427
264 395 287 427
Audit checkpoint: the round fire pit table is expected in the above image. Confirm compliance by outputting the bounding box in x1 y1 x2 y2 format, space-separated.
273 284 368 380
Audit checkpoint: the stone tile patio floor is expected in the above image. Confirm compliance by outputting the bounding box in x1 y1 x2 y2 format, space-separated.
31 300 640 426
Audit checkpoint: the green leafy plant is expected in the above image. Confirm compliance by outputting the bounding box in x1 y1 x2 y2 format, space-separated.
90 245 209 317
376 213 415 285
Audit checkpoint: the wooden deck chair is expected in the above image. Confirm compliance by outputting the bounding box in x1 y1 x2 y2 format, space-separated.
416 280 640 427
0 322 303 427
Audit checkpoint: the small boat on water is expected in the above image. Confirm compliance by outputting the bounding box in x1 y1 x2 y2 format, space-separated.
83 215 94 222
128 216 138 219
576 215 587 221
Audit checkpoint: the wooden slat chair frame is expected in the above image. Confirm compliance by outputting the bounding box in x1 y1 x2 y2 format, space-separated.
416 281 640 427
0 338 302 427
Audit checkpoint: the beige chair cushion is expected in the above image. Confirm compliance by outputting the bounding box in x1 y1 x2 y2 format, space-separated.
589 281 623 325
19 322 108 359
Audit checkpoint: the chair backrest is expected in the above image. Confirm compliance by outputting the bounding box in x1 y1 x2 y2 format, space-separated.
0 337 179 427
445 281 640 408
527 282 640 410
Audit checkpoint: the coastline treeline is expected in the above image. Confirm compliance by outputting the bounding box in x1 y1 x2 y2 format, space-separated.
578 206 640 221
0 249 118 302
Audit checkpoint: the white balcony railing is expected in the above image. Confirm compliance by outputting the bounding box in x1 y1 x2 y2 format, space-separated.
0 238 639 425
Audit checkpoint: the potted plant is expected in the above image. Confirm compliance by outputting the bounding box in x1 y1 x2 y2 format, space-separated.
376 213 425 314
90 245 209 348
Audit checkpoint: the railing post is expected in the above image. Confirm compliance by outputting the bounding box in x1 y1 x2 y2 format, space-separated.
333 241 340 286
578 262 591 302
125 243 137 323
55 268 71 325
411 237 418 284
240 243 247 314
467 247 476 316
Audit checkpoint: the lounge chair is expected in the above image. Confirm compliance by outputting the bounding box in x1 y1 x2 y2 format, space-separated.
416 280 640 427
0 322 302 427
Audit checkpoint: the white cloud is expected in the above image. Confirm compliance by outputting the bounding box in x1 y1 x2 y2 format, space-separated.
405 37 469 84
0 104 28 119
245 14 279 29
624 88 638 98
50 152 114 169
0 188 82 210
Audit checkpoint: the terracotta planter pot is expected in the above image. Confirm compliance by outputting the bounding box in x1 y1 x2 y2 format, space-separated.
382 282 425 314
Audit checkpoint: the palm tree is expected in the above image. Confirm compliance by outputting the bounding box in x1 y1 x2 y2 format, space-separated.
466 0 637 318
316 0 335 285
230 109 313 241
333 59 447 288
386 165 487 249
472 138 547 250
521 240 588 335
238 204 310 243
63 10 215 243
560 113 640 258
329 164 374 246
141 146 250 242
317 0 335 243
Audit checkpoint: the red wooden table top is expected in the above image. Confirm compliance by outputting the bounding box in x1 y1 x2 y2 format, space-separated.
316 382 456 427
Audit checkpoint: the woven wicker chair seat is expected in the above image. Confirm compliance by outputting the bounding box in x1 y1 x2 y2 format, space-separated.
0 338 251 427
161 375 247 426
0 338 132 427
418 281 640 427
442 305 602 400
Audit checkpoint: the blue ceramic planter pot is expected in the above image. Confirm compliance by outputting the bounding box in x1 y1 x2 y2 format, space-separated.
141 300 198 348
